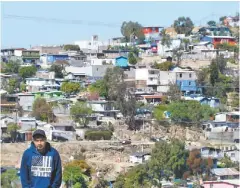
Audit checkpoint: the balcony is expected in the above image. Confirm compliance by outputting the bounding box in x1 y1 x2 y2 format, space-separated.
22 54 40 59
201 152 224 159
147 79 159 85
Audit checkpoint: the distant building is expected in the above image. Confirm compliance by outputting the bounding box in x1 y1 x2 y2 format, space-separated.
210 168 239 180
201 36 236 48
203 180 240 188
115 56 129 68
129 152 151 164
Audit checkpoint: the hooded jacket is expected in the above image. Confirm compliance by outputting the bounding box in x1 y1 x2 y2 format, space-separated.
20 142 62 188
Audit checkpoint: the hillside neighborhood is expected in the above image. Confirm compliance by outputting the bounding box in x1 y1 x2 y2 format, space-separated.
1 7 240 188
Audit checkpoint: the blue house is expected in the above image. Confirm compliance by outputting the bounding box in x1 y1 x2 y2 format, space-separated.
115 56 128 68
41 54 69 64
176 80 198 92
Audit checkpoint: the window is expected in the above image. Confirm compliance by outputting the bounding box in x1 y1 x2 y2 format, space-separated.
231 153 235 157
179 73 182 78
189 82 191 86
189 73 192 78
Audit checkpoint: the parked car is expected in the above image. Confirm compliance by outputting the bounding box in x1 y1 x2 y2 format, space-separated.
1 137 12 143
121 139 131 145
52 135 68 142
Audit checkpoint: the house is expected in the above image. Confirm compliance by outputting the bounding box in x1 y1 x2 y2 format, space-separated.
87 100 120 118
37 123 76 141
17 93 35 112
135 68 159 91
0 115 15 134
1 48 26 62
0 94 18 112
201 36 236 48
184 95 220 108
25 77 60 92
36 71 55 79
31 45 64 54
129 152 151 164
65 65 113 78
89 58 115 66
202 180 240 188
157 39 181 57
115 56 129 68
14 49 40 64
211 168 239 180
18 117 37 131
40 54 69 68
224 16 239 27
224 149 239 163
215 112 240 123
157 68 198 93
142 26 163 43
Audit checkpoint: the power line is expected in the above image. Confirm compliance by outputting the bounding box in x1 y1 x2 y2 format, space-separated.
3 14 122 28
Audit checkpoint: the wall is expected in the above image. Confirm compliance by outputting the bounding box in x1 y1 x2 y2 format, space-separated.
157 85 170 93
14 50 23 57
203 182 239 188
135 69 148 81
91 65 114 77
91 58 116 65
205 131 239 142
175 71 197 80
18 95 35 111
159 71 176 85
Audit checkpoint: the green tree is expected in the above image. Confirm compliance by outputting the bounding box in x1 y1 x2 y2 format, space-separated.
168 100 217 124
6 78 20 94
121 21 145 43
172 47 184 66
182 38 190 51
4 60 20 73
219 16 227 25
154 61 174 71
70 101 93 127
167 83 182 102
61 82 81 94
88 80 107 98
19 65 37 79
1 169 19 188
209 60 219 86
7 122 20 142
49 64 64 78
32 98 54 122
64 44 80 51
63 165 88 188
153 104 169 120
215 54 227 74
207 20 216 26
20 82 27 92
161 29 172 48
128 52 137 65
219 154 239 169
173 17 194 36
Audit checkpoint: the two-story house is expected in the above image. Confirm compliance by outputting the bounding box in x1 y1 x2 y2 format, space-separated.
25 77 60 92
135 68 160 91
14 49 40 64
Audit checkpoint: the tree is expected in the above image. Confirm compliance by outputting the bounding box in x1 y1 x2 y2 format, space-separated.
32 98 54 122
153 104 169 120
168 100 217 124
1 169 19 187
121 21 145 43
65 160 93 178
154 61 174 71
3 60 20 73
172 47 184 66
61 82 81 95
64 44 80 51
20 82 27 92
128 52 137 65
70 101 93 127
6 78 20 94
173 17 194 36
219 154 239 169
54 60 69 74
166 83 182 102
209 60 219 86
63 165 88 188
182 38 190 51
161 29 172 48
219 16 227 25
215 54 227 74
88 80 107 98
18 66 37 79
7 122 20 143
49 64 64 78
207 20 216 27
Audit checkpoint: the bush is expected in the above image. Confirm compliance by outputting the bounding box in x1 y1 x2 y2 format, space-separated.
85 130 112 141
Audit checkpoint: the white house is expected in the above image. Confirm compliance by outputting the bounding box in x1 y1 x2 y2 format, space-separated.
17 93 35 111
25 77 59 92
224 149 239 163
157 39 181 57
135 68 160 91
129 152 151 164
0 115 15 135
65 65 114 78
89 58 116 66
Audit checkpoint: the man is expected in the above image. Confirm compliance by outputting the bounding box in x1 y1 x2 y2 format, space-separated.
20 129 62 188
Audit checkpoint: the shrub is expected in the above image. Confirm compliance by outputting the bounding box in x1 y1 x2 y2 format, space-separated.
85 130 112 141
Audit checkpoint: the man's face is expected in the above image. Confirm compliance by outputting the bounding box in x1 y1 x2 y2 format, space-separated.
33 136 46 152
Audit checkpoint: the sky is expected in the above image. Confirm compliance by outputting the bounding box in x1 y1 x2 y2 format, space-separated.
1 1 239 48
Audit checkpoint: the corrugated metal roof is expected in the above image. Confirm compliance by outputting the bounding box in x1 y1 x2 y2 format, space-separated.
211 168 239 176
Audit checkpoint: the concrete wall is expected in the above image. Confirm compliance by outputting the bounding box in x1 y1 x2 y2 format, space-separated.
159 71 176 85
135 69 148 81
18 95 35 111
175 71 197 80
205 130 239 142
